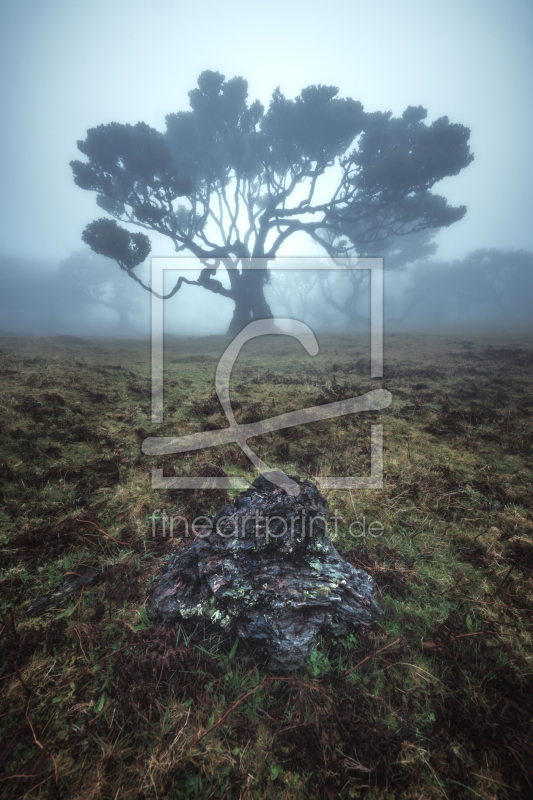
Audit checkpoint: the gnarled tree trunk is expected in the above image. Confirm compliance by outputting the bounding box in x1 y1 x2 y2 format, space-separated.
227 267 274 335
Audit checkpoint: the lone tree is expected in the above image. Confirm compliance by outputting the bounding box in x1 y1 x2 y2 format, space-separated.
71 70 473 334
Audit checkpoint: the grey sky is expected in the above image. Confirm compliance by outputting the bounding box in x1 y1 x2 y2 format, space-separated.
1 0 532 264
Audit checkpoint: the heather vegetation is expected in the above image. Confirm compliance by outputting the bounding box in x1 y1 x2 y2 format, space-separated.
1 328 532 799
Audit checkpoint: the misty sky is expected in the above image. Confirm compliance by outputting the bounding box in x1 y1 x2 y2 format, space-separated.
1 0 532 267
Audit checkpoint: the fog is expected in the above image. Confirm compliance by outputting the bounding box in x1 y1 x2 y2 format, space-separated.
1 0 532 337
1 248 531 338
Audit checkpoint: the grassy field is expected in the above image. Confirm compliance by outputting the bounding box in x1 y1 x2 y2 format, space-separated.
1 325 532 799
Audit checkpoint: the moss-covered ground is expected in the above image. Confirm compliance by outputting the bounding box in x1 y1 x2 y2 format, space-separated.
1 326 532 799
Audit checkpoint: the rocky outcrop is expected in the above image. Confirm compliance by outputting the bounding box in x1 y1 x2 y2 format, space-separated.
147 475 382 671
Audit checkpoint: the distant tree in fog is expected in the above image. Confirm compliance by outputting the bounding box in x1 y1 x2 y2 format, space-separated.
71 70 473 334
58 250 143 331
0 250 145 335
267 228 437 330
402 249 533 323
266 269 322 325
0 255 60 332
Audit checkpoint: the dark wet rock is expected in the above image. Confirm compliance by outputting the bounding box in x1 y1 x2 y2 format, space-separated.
147 475 382 671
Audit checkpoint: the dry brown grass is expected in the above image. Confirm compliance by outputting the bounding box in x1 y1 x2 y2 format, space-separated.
1 325 532 799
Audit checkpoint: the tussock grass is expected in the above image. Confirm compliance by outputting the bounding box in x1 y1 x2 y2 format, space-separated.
1 326 532 799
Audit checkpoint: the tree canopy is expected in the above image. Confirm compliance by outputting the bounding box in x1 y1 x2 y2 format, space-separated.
71 70 473 333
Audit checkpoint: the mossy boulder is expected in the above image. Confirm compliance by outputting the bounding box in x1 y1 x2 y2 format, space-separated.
147 475 382 671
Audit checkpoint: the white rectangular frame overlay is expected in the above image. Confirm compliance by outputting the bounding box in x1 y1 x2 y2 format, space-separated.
149 257 384 490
